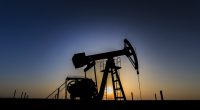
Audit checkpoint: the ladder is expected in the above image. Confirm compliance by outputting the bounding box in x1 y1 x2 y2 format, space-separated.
100 58 126 101
111 60 126 101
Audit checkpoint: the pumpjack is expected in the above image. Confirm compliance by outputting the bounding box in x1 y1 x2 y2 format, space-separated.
67 38 140 101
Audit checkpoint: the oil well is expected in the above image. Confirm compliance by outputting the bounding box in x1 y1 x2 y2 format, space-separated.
1 39 198 110
47 38 142 101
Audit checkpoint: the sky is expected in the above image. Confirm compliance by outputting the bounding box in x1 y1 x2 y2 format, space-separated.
0 0 200 100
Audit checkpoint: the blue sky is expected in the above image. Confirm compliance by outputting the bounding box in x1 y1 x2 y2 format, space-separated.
0 0 200 99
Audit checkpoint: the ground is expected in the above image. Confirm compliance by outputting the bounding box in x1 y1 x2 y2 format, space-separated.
0 98 199 110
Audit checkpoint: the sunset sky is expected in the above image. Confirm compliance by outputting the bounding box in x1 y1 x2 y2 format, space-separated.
0 0 200 100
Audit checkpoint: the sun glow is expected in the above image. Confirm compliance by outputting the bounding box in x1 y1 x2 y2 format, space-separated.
106 86 113 95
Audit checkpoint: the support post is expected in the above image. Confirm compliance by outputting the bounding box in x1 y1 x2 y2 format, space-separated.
155 93 157 100
57 88 60 99
24 92 26 99
13 89 16 98
160 90 164 100
65 78 68 99
131 92 133 101
84 71 87 78
21 92 23 99
94 64 98 91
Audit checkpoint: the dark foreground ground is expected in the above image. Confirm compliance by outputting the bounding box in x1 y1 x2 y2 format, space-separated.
0 98 200 110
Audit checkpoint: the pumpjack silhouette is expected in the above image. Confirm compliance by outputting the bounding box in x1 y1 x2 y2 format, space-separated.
47 39 140 101
66 39 140 101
